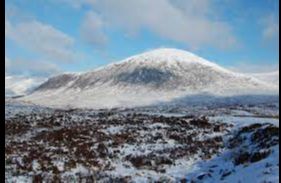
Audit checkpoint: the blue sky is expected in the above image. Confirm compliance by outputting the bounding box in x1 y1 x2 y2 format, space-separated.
5 0 279 78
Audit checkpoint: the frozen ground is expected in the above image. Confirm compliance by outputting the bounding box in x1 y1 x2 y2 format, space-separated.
5 101 279 182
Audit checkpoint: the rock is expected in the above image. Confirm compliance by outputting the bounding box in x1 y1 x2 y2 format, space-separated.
97 143 108 158
197 172 211 180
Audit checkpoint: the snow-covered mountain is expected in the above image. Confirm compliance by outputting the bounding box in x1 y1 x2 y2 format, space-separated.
5 76 46 97
250 71 279 86
21 48 278 108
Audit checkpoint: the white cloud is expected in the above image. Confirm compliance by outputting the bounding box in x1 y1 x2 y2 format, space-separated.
80 11 108 47
6 57 60 77
61 0 237 50
5 19 12 38
56 0 96 9
6 20 78 62
5 56 10 73
261 14 279 42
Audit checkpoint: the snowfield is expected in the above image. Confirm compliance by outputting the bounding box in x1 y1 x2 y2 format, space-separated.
5 101 279 182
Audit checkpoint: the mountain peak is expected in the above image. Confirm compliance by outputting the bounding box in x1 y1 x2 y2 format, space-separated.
143 48 195 56
124 48 206 64
114 48 231 75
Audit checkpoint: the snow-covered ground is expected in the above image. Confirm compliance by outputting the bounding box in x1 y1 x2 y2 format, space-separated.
5 101 279 182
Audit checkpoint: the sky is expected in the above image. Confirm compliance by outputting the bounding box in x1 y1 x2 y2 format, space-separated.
5 0 279 79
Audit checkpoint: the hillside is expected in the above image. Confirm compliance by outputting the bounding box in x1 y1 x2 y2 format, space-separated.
21 48 278 109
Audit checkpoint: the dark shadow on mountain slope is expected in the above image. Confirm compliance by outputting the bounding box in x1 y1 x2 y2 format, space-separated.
148 93 279 108
115 67 175 86
34 74 77 92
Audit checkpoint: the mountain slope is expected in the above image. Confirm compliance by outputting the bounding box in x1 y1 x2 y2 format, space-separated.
21 48 278 109
250 71 279 86
5 76 46 97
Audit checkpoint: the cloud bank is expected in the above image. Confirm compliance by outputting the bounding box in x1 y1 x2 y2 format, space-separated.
6 19 78 62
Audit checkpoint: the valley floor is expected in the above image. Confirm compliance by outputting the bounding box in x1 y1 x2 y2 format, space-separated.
5 101 279 182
